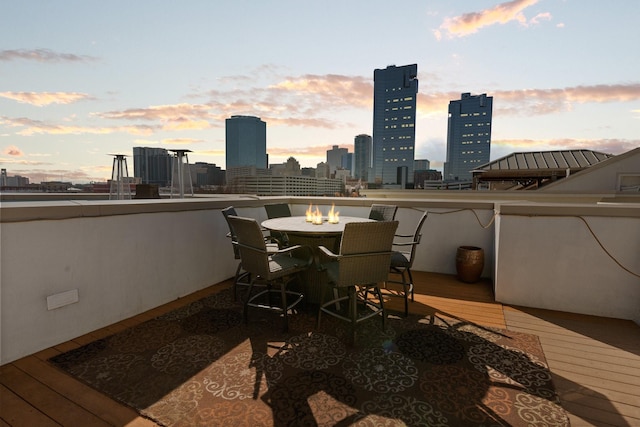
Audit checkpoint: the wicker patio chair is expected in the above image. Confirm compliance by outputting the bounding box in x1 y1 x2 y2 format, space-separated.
368 204 398 221
385 210 428 316
221 206 279 301
227 215 312 331
317 220 399 341
264 203 292 219
264 203 292 246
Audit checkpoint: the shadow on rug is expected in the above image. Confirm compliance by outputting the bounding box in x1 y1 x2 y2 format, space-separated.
50 287 569 426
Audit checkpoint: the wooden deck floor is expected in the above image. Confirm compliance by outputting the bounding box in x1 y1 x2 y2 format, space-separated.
1 271 638 426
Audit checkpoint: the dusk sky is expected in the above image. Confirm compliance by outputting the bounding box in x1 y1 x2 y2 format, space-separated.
1 0 639 184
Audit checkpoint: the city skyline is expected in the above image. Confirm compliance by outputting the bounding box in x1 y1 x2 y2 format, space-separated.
1 0 639 184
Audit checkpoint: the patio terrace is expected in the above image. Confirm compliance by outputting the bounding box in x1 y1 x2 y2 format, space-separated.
1 191 639 425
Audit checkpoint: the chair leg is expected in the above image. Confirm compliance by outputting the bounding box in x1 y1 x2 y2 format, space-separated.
349 286 357 342
243 279 256 325
374 286 386 331
317 284 327 330
407 268 415 301
233 262 243 301
281 281 289 332
401 270 409 316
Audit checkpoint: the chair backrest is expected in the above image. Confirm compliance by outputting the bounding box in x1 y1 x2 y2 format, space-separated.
221 206 240 258
334 220 398 287
406 211 428 267
368 204 398 221
265 203 292 219
227 215 270 277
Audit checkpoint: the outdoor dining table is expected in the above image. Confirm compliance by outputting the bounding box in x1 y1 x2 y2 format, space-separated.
261 215 374 304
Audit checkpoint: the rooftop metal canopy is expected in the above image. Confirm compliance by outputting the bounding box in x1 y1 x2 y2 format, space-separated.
472 149 615 190
477 150 613 172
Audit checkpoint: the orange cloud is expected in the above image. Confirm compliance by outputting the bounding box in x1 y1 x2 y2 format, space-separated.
421 84 640 117
417 92 461 115
495 84 640 116
435 0 541 39
271 74 372 108
162 120 212 131
97 103 215 132
202 74 373 130
161 138 205 145
194 149 225 157
98 103 212 121
0 91 92 106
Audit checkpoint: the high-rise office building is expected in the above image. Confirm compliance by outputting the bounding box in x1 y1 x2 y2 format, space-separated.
372 64 418 188
354 134 372 181
444 93 493 182
341 153 353 176
326 145 348 176
133 147 172 186
225 115 267 183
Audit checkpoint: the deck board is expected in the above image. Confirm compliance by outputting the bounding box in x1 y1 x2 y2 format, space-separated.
504 306 640 427
0 364 110 426
0 384 60 427
13 354 154 427
1 272 639 427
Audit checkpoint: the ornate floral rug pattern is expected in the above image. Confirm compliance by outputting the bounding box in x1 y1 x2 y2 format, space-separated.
50 288 569 426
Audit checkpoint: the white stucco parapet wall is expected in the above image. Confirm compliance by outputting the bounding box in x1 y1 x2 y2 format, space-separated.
494 202 640 325
1 195 638 365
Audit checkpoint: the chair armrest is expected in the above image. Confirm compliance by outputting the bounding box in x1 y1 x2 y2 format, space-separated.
317 245 338 259
264 235 280 245
276 244 314 267
233 241 268 255
316 245 338 272
276 244 304 255
392 240 418 247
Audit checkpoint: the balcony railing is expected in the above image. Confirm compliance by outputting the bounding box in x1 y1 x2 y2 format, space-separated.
1 191 638 365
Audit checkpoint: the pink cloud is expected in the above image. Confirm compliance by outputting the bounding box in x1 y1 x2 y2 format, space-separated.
421 84 640 117
3 145 23 156
0 91 92 107
98 103 212 121
0 48 96 63
492 138 638 155
161 138 205 145
435 0 542 39
1 116 156 136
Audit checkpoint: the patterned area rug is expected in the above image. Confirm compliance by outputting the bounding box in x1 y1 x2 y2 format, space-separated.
50 287 569 426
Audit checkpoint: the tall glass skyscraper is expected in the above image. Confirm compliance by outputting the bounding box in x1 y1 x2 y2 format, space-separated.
444 93 493 182
354 134 371 181
225 115 267 183
372 64 418 188
225 115 267 169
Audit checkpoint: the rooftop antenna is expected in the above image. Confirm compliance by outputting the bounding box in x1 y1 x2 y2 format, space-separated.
108 154 132 200
168 149 193 198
